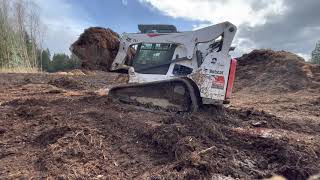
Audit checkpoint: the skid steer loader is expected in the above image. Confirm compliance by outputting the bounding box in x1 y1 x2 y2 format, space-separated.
109 22 237 112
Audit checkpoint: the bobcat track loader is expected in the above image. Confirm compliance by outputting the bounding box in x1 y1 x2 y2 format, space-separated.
109 22 237 112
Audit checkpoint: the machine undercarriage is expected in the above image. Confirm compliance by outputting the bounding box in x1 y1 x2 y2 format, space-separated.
109 78 200 111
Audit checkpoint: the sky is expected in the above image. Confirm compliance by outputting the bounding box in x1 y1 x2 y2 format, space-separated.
32 0 320 60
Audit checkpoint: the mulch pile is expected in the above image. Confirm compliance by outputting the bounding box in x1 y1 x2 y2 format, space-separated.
235 49 320 93
70 27 134 71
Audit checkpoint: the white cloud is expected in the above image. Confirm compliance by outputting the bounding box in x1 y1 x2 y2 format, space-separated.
139 0 287 27
232 37 256 56
297 53 311 61
192 23 213 30
32 0 94 55
139 0 289 55
122 0 128 6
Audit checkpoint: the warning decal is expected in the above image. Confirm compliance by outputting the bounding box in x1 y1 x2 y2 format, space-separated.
211 75 225 89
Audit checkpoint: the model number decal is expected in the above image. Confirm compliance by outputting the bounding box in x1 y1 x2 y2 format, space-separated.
209 70 223 75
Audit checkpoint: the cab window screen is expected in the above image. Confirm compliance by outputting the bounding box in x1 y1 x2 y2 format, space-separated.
133 43 176 74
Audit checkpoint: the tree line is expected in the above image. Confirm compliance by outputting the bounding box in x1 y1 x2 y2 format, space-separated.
39 49 81 72
311 41 320 64
0 0 42 72
0 0 80 72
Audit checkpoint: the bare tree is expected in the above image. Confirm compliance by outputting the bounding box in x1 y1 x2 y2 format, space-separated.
0 0 45 72
0 0 11 68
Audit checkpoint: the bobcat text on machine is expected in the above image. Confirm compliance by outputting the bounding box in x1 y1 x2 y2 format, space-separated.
109 22 237 112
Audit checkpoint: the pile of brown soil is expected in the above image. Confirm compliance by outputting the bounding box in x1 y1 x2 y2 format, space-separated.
48 77 85 90
235 49 320 93
70 27 135 71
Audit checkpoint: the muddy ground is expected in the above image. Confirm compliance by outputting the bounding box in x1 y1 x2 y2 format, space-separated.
0 71 319 180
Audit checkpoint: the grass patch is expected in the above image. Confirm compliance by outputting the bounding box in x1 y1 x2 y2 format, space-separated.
0 67 39 73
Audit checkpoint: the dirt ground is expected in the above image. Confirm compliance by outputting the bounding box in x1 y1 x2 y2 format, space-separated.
0 70 319 180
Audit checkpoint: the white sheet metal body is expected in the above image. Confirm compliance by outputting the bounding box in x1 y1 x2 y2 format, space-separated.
111 22 237 104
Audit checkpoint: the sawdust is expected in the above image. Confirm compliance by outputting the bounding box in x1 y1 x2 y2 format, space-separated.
235 49 320 93
0 71 319 179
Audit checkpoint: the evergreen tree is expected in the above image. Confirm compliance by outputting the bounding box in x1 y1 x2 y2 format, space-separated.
41 49 51 71
66 54 81 69
51 53 69 72
311 41 320 64
37 50 81 72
